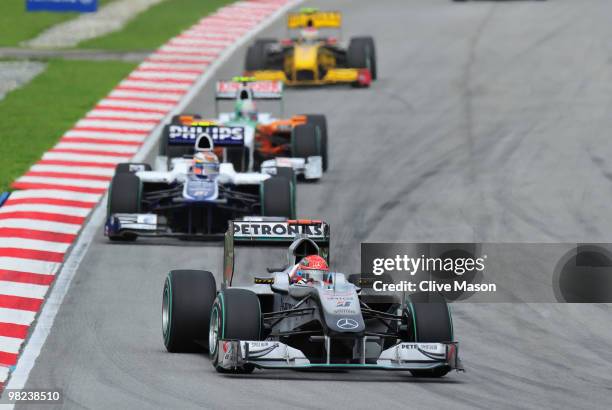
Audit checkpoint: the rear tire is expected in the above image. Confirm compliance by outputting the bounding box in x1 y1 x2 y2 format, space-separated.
107 173 141 242
303 115 328 171
245 39 275 71
348 37 377 81
406 292 453 378
291 123 321 161
226 146 250 172
210 289 261 373
162 270 217 353
114 163 151 174
261 176 295 219
160 124 194 160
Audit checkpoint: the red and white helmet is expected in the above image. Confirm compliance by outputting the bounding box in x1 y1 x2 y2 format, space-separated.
292 255 330 284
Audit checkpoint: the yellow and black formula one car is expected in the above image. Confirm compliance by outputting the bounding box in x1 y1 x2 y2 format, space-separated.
244 8 377 87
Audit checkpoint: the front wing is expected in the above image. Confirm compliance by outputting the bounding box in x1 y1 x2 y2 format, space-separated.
246 68 367 86
105 212 226 240
216 339 463 372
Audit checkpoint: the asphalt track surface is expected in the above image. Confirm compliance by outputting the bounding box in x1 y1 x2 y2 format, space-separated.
19 0 612 409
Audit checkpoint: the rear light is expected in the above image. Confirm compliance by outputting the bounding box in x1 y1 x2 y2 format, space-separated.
357 69 372 87
281 38 293 46
326 37 337 45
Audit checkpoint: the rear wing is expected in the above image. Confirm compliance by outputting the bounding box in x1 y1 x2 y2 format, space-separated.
223 218 330 285
215 80 283 100
287 9 342 29
162 123 245 147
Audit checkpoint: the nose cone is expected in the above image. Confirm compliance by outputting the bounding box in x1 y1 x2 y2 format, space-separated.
293 45 318 71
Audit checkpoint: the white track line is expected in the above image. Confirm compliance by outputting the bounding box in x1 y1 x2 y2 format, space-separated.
0 309 36 326
55 142 140 154
42 152 128 163
0 238 70 254
14 176 110 189
0 258 60 276
0 282 48 300
7 190 101 203
0 336 24 355
76 119 156 131
0 219 81 235
30 164 115 177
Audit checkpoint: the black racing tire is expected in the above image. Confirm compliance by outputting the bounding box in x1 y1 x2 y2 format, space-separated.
226 146 250 172
108 173 141 215
275 167 296 186
245 39 275 71
114 163 151 174
303 114 328 171
260 175 295 219
210 289 261 373
160 124 195 159
162 270 217 353
406 292 453 378
291 124 321 162
107 173 141 241
348 36 377 80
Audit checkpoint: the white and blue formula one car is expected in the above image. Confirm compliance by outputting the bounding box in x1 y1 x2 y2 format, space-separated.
162 219 464 376
105 132 296 241
160 78 327 180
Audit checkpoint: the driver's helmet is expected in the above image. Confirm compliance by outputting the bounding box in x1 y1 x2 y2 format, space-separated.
193 151 219 177
300 27 319 43
292 255 331 285
234 99 257 121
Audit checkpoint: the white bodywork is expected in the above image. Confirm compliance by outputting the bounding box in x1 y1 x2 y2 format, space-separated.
145 156 270 186
216 112 322 180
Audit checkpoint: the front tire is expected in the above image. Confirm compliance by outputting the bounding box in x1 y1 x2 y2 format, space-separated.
406 292 453 378
303 115 328 171
162 270 217 353
348 36 377 81
107 172 141 242
210 289 262 373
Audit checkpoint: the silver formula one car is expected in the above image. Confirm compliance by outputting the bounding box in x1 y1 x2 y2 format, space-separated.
162 219 463 376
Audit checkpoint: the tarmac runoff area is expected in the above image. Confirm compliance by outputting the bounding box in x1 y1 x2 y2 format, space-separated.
0 61 46 101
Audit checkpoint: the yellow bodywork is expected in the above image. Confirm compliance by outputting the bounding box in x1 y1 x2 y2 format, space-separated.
293 45 318 71
245 42 361 86
247 68 360 86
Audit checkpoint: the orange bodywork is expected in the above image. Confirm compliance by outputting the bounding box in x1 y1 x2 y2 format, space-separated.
255 115 308 157
178 114 309 161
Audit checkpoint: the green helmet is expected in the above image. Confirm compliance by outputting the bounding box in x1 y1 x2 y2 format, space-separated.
234 99 257 120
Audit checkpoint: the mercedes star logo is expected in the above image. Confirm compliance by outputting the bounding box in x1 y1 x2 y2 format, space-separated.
336 318 359 330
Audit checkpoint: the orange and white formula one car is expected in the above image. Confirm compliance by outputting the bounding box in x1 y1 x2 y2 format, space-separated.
161 78 328 180
244 8 376 87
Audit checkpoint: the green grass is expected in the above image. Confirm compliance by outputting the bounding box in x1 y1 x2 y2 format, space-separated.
0 59 136 192
79 0 233 50
0 0 114 46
